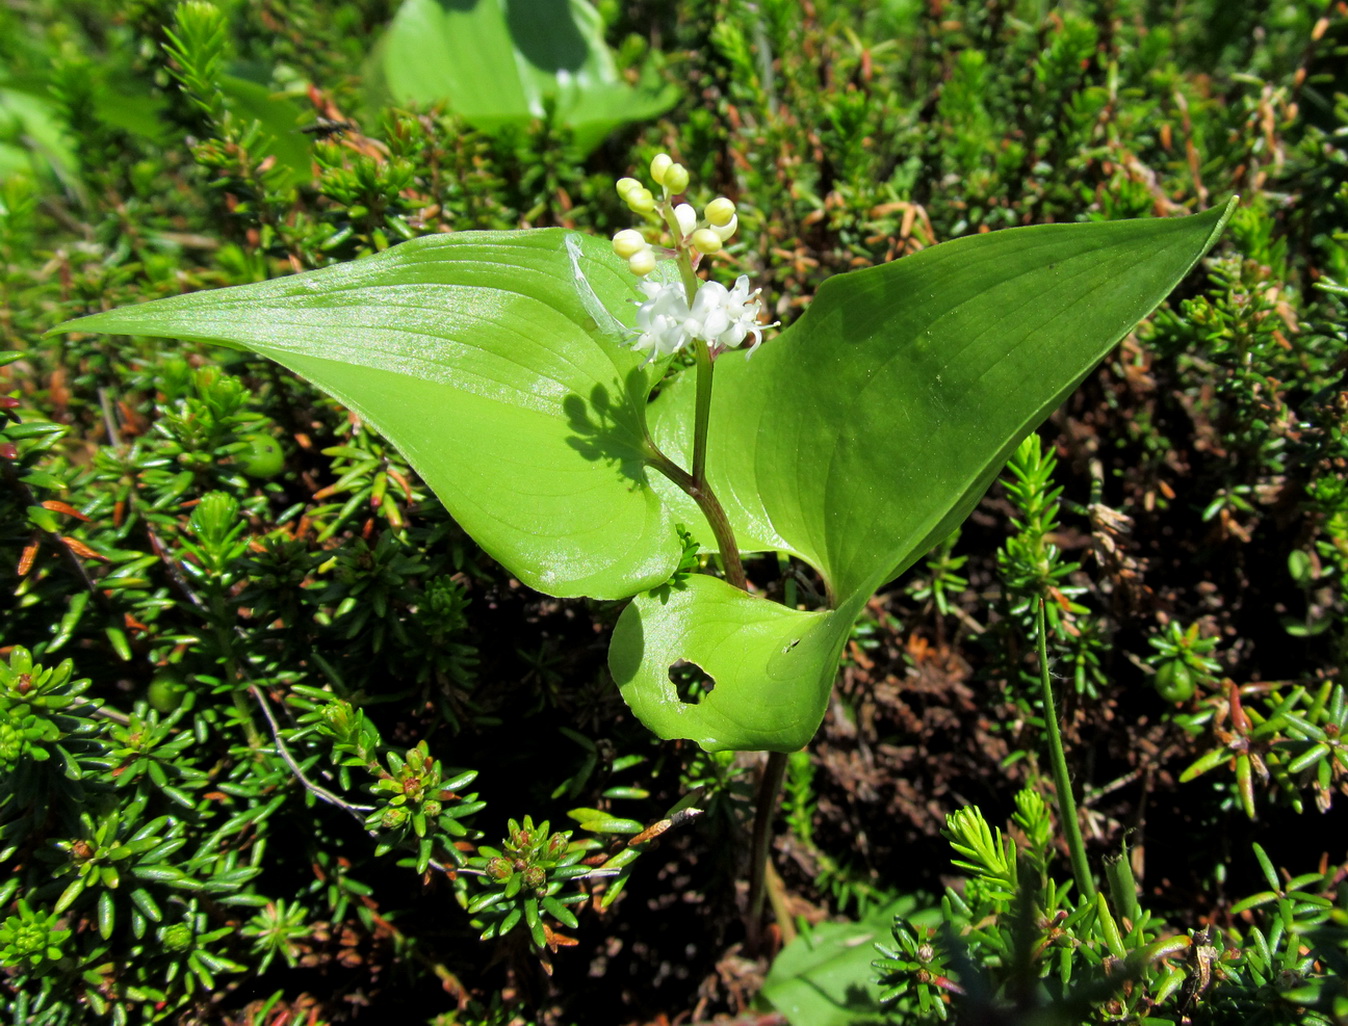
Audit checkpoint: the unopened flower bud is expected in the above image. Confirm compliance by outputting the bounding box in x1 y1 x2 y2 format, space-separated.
673 203 697 239
649 153 673 184
663 163 690 194
381 806 408 830
523 865 547 889
486 856 513 880
705 197 736 226
627 188 656 214
616 177 641 200
711 213 739 242
628 250 657 277
612 229 647 258
691 228 723 253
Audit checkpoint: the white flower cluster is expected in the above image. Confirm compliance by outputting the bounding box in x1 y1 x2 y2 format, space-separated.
610 151 774 362
631 276 771 363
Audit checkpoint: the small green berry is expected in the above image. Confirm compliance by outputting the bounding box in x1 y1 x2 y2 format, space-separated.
147 672 188 714
1154 661 1196 702
235 434 285 478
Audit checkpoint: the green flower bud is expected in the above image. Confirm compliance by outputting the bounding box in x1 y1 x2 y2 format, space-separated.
649 153 673 184
486 857 513 881
628 250 657 277
705 197 736 226
691 228 723 254
663 163 690 194
612 229 648 259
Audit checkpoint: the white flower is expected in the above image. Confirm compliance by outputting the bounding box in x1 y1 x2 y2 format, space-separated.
689 275 771 357
631 280 696 362
629 276 773 363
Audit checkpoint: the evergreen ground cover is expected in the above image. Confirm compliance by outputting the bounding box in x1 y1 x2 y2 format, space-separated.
2 1 1346 1023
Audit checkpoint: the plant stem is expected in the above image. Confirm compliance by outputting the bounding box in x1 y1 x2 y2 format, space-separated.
646 443 747 590
1035 598 1096 902
645 218 775 945
691 340 714 485
746 749 788 953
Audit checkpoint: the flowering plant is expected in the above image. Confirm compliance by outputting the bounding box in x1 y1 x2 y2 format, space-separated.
53 156 1232 753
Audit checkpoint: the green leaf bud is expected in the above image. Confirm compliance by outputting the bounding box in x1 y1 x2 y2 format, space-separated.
546 833 569 859
161 923 193 952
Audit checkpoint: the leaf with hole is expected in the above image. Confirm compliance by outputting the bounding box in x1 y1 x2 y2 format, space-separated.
54 202 1233 752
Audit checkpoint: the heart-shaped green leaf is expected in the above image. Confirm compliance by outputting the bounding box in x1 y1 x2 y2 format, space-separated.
365 0 678 156
609 575 837 753
54 230 684 600
612 202 1234 751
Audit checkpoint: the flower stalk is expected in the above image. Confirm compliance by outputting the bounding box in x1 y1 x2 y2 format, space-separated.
614 153 780 947
612 154 772 589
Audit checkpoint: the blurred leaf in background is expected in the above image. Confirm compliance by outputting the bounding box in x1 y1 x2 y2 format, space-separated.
365 0 678 155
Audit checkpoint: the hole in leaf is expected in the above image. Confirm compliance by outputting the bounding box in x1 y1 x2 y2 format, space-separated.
669 659 715 705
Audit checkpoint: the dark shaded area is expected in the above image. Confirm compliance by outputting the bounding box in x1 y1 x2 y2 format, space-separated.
504 0 589 74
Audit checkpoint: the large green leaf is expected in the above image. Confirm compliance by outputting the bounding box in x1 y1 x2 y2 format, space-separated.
759 898 928 1026
54 230 684 600
55 204 1232 754
611 202 1234 751
366 0 677 156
